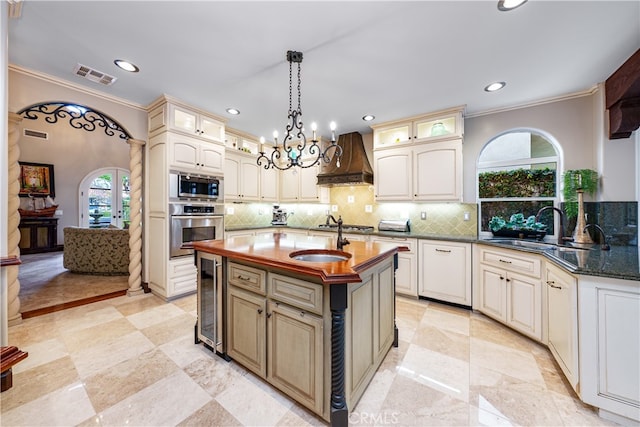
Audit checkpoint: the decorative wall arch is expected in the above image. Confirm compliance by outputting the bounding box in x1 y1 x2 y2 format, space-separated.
18 101 133 140
7 102 145 325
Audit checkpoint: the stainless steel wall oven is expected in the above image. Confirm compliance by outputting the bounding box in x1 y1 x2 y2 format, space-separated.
169 203 224 258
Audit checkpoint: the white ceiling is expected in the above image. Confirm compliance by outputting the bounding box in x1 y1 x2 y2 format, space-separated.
7 1 640 140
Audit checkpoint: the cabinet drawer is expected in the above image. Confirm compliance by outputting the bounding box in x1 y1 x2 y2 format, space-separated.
268 273 323 315
228 262 267 294
480 247 541 278
372 237 416 253
169 258 197 278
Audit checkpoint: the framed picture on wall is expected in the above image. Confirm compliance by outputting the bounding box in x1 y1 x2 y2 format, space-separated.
19 162 55 197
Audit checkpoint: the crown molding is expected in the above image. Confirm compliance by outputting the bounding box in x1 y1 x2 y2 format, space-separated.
9 64 146 112
466 86 599 119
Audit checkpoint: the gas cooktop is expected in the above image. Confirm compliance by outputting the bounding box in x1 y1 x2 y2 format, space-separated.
316 224 375 233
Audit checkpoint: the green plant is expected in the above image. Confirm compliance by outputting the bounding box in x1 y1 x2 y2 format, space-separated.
489 213 547 232
478 168 556 198
562 169 598 219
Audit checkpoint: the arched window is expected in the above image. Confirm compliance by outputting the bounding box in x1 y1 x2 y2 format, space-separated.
79 168 130 228
477 129 562 237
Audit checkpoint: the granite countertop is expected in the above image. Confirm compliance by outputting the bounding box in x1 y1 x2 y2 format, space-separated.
194 233 407 285
225 225 639 282
476 239 640 282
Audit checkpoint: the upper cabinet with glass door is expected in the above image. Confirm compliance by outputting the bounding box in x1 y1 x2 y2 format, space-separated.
372 106 464 149
148 95 226 144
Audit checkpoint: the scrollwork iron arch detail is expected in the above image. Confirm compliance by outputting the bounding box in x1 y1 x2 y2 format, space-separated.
18 101 132 140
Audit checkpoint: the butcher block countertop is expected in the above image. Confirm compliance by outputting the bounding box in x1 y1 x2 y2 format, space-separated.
192 232 408 285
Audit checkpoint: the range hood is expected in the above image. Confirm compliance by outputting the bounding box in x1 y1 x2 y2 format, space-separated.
316 131 374 186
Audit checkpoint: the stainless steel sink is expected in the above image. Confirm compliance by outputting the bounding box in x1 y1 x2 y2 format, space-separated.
486 239 591 252
488 239 556 250
289 249 352 263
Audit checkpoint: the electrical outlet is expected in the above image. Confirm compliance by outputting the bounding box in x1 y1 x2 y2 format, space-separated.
331 205 338 212
421 211 427 220
226 207 235 215
464 211 470 221
347 195 355 203
55 209 63 216
365 205 373 213
307 209 313 216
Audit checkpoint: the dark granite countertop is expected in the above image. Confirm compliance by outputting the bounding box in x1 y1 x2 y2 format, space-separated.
476 240 639 282
225 225 639 282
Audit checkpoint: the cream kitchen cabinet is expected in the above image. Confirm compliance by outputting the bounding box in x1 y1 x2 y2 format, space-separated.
372 107 464 149
168 132 224 175
224 150 260 201
546 262 579 391
260 166 279 202
419 240 471 305
148 96 225 143
226 264 324 415
579 275 640 424
475 246 543 341
372 236 417 297
413 140 462 201
279 164 329 203
168 103 224 142
373 140 462 201
373 147 412 201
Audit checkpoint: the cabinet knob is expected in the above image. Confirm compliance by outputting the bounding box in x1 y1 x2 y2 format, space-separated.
257 308 263 314
500 276 505 280
266 312 272 318
506 278 511 282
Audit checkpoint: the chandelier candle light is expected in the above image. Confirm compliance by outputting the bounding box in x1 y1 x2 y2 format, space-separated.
257 50 343 171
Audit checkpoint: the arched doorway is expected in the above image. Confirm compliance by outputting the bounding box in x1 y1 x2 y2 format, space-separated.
6 102 145 325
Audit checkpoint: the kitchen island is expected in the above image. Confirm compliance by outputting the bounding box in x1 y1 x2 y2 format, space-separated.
193 232 407 426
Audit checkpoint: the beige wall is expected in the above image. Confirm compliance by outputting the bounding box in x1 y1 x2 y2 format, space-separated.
8 67 147 242
462 90 637 203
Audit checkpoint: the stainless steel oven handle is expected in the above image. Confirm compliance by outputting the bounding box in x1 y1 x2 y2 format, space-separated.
171 215 224 220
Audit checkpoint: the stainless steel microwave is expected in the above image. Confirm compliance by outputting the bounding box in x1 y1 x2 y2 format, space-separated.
169 171 224 202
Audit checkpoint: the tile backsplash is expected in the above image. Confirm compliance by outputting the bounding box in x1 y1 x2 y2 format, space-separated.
225 186 478 237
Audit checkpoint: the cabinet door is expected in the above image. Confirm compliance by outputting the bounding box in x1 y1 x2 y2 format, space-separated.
506 271 542 340
227 287 267 377
373 122 412 148
546 264 578 390
372 237 417 297
198 114 224 142
169 104 198 135
279 168 300 202
413 140 462 201
199 143 224 175
374 148 412 201
267 301 323 414
299 165 320 202
240 158 260 201
419 241 471 305
260 167 279 202
168 133 199 171
224 156 241 200
478 264 507 322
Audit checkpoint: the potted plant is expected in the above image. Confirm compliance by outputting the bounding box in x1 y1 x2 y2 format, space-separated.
489 213 547 239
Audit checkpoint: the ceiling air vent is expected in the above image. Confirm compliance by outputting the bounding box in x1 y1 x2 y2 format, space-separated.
23 128 49 140
73 63 117 86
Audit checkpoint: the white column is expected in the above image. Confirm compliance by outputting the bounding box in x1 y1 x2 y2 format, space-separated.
7 113 23 325
126 138 145 296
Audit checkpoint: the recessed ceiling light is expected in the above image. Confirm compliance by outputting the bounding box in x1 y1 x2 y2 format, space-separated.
114 59 139 73
497 0 527 11
362 114 375 122
226 108 240 115
484 81 506 92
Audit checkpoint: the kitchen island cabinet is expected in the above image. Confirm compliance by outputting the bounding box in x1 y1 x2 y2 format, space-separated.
194 234 405 425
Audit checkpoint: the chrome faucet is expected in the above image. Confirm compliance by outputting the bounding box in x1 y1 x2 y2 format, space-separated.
583 224 610 250
535 206 572 243
327 215 350 250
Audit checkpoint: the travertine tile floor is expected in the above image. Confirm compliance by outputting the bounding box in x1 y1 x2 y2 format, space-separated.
1 293 613 426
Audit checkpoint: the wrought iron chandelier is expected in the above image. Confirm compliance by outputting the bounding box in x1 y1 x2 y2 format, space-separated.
257 50 343 171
